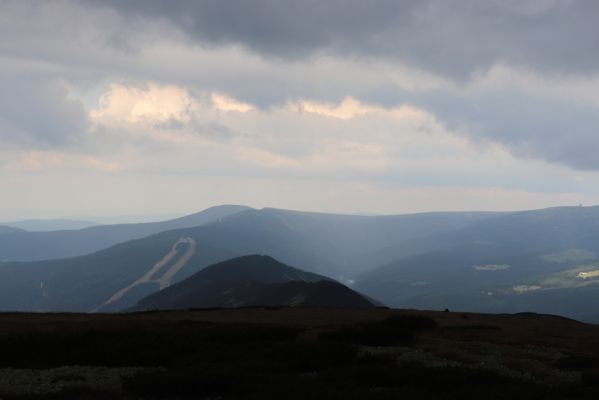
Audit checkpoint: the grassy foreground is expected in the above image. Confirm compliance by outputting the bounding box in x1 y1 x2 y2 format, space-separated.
0 308 598 399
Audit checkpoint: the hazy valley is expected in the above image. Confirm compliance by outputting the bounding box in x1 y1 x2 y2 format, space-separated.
1 204 598 323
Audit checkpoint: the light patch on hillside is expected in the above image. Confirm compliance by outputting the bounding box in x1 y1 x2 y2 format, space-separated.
540 264 599 289
290 294 307 306
540 249 596 264
513 285 541 294
473 264 510 271
578 270 599 280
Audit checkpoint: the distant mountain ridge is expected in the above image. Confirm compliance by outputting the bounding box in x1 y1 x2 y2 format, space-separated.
195 207 499 276
1 219 99 232
129 255 377 311
355 205 599 323
3 204 599 320
0 205 251 261
0 226 25 235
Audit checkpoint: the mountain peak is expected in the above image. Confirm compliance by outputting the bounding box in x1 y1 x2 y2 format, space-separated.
129 255 378 311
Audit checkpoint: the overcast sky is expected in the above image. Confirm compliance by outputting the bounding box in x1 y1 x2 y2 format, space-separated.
2 0 599 219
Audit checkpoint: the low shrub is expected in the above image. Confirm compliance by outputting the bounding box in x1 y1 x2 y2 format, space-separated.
375 314 437 331
276 340 359 371
555 355 599 371
319 314 436 347
123 368 239 398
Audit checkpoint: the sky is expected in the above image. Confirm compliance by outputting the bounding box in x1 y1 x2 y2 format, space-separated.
2 0 599 219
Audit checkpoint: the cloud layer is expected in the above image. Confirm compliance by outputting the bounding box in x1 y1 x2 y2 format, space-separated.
91 0 599 77
2 0 599 218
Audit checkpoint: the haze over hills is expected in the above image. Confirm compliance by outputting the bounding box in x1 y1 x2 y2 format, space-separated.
130 255 376 311
0 206 499 312
0 226 25 235
1 219 99 232
187 207 500 277
355 206 599 322
0 205 251 261
1 204 599 321
0 237 239 312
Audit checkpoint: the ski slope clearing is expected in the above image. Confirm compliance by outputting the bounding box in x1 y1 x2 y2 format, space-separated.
94 238 196 311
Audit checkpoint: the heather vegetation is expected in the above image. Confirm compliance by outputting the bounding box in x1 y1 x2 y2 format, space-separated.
0 309 598 399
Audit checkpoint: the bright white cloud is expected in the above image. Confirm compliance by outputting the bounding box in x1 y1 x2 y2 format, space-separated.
297 97 377 119
91 83 194 124
87 83 461 174
211 93 254 113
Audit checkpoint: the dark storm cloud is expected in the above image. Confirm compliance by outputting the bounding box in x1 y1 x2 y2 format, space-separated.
89 0 599 78
417 87 599 170
0 78 89 148
3 0 599 173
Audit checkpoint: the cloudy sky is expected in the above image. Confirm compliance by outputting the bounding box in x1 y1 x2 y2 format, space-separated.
2 0 599 219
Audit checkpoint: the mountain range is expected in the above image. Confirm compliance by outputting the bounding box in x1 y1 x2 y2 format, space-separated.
0 205 250 261
0 218 99 232
0 226 25 235
0 206 497 312
1 204 599 321
355 206 599 322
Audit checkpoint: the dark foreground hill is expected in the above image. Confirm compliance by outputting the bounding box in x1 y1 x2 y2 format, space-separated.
130 255 376 311
0 308 598 399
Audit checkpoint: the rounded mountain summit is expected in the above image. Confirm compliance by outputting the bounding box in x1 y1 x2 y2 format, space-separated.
129 255 379 311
